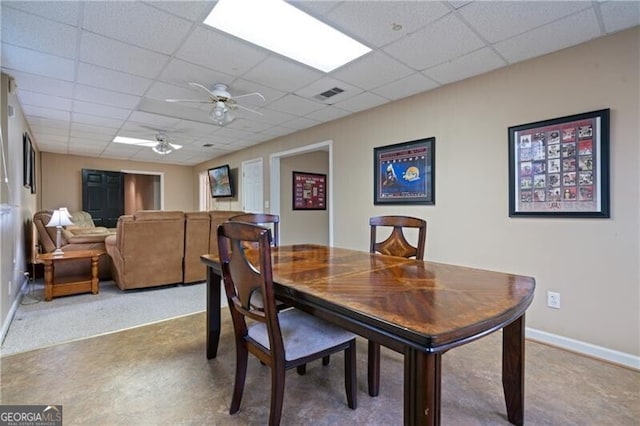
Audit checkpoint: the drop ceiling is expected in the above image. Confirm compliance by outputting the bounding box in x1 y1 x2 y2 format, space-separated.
1 1 638 166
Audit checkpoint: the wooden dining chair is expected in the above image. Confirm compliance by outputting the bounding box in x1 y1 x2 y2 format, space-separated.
229 213 280 246
368 215 427 397
217 221 357 425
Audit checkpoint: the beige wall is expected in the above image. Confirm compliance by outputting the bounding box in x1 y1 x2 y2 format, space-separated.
196 28 639 357
40 153 196 212
280 151 329 245
1 73 38 337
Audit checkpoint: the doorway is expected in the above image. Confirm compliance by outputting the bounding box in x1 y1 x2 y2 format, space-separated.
269 140 333 245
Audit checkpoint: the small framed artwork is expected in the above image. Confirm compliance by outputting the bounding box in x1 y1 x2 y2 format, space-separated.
373 137 435 205
23 133 32 189
508 109 610 218
292 171 326 210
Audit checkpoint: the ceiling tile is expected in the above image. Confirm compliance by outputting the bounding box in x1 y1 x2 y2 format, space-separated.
325 1 450 48
18 90 72 111
305 106 352 123
175 26 268 76
79 32 169 79
2 7 77 58
423 47 506 85
242 55 324 92
333 91 389 113
281 116 321 131
128 110 182 130
459 1 593 43
372 72 440 101
383 13 486 70
71 123 120 137
494 9 601 64
74 85 142 110
2 1 80 25
2 44 75 81
8 71 74 98
72 101 132 120
82 2 193 55
331 51 414 91
599 1 640 34
267 94 326 116
156 59 234 89
144 1 215 21
22 105 70 121
77 63 153 96
71 113 124 129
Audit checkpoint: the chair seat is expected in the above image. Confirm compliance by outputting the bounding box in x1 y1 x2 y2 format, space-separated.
248 309 355 361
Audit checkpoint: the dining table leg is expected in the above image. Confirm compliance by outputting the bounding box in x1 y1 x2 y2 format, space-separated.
404 347 441 426
502 314 525 425
206 267 222 359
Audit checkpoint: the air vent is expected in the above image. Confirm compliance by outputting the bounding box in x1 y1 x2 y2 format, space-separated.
314 87 345 101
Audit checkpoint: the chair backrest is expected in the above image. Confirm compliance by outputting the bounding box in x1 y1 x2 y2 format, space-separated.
369 215 426 260
217 221 285 358
229 213 280 246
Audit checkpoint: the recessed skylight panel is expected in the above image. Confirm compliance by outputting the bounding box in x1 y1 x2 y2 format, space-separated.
203 0 371 73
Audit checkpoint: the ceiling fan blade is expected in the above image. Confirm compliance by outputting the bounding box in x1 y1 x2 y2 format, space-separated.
236 104 264 116
188 82 220 100
168 143 183 150
232 92 266 102
165 98 212 103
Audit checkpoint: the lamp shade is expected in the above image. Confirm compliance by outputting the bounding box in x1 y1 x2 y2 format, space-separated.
46 209 74 228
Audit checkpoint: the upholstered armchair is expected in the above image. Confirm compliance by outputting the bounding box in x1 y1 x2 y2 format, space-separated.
105 210 185 290
33 210 112 280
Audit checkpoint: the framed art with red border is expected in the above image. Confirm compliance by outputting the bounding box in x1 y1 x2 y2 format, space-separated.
508 109 610 218
293 171 326 210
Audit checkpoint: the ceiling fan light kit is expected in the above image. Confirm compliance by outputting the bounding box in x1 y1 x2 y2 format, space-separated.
166 82 265 127
113 134 182 155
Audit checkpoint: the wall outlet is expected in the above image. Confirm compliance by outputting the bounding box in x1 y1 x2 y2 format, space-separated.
547 291 561 309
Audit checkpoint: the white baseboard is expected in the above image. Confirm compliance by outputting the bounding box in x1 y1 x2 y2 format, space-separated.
526 327 640 371
0 293 22 346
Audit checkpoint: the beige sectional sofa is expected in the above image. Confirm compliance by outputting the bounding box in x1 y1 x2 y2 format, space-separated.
105 210 243 290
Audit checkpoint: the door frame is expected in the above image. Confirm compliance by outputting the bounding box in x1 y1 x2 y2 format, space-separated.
120 169 165 210
269 140 333 245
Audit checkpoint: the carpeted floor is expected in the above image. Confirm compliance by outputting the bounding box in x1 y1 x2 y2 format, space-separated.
1 311 638 425
0 279 206 356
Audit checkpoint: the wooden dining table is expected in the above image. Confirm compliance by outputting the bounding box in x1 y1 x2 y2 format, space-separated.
201 244 535 426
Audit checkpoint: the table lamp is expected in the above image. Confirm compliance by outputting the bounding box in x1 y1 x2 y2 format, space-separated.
46 208 73 255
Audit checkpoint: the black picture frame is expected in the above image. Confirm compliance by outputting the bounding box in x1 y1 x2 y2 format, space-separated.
23 133 32 189
508 109 610 218
373 137 435 205
208 164 234 198
30 145 36 194
292 171 326 210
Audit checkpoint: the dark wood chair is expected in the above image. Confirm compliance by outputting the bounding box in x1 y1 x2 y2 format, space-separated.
368 215 427 397
229 213 280 246
217 221 357 425
229 213 289 312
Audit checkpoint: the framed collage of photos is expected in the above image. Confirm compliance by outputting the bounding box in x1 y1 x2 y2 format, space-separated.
373 137 435 205
508 109 610 218
292 171 326 210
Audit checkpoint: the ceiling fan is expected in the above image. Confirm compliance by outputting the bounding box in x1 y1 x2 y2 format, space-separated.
166 82 265 125
112 132 183 155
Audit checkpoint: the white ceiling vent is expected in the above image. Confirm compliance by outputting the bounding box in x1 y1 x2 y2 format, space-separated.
314 87 345 101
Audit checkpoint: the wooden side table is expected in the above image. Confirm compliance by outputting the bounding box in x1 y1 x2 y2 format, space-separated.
36 249 105 301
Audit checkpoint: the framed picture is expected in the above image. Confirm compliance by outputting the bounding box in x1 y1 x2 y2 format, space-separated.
292 171 326 210
23 133 32 189
508 109 610 218
373 137 435 205
30 145 36 194
208 164 234 198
